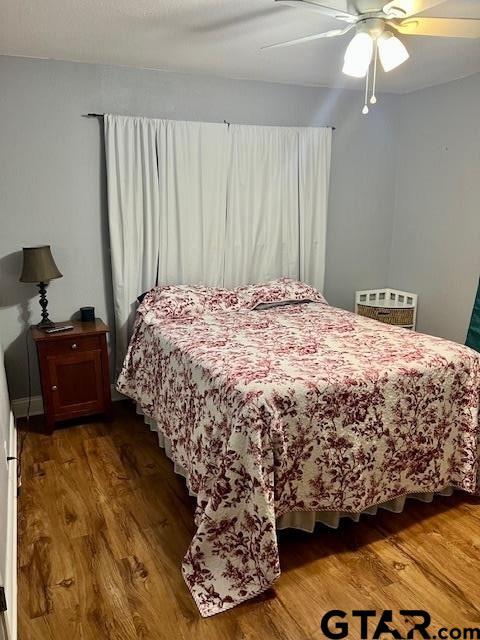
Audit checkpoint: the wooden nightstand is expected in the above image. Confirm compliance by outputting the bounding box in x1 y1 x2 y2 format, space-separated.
31 319 112 433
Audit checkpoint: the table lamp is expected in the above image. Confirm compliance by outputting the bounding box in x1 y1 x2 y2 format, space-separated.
19 246 63 329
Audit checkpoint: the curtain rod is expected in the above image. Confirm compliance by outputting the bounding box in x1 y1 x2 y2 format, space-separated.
82 113 336 130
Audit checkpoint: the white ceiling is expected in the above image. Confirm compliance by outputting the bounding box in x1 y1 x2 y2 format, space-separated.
1 0 480 93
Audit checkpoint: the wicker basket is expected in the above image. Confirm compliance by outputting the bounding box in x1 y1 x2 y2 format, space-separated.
357 304 415 326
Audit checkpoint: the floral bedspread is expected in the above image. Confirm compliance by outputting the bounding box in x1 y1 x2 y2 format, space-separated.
117 296 480 617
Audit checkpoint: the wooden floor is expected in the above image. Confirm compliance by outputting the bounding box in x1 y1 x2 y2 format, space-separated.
18 402 480 640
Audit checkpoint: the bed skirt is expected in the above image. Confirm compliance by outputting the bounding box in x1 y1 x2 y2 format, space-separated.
140 410 454 533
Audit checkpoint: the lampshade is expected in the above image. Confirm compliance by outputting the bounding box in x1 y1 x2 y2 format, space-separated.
19 246 63 283
378 32 409 72
342 32 374 78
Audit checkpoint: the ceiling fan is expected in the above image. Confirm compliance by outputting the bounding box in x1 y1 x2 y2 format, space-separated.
263 0 480 113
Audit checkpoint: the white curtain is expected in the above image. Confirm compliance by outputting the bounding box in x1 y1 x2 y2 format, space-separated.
105 115 230 369
157 120 229 286
224 125 300 288
299 128 332 292
104 115 161 369
105 115 331 369
224 125 332 289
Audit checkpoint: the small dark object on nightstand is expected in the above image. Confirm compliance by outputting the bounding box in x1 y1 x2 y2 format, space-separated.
80 306 95 322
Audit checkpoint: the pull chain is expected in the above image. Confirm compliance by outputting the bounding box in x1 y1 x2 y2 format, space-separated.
370 40 378 105
362 63 370 115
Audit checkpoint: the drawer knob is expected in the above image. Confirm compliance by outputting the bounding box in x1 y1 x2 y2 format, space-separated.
52 385 58 391
71 343 78 350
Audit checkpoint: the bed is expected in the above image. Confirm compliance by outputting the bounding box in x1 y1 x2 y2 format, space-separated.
117 278 480 617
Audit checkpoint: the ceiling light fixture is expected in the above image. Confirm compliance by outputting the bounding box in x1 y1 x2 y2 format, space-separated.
342 32 374 78
378 31 410 71
342 24 409 114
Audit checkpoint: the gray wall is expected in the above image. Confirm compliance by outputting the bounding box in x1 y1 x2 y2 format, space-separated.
388 73 480 343
0 55 399 399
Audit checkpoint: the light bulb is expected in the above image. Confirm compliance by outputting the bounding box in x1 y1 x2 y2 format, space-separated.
378 31 409 72
362 105 369 115
342 32 374 78
370 95 377 104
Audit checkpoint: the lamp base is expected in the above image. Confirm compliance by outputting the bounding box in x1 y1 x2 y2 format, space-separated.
37 318 55 330
37 282 55 330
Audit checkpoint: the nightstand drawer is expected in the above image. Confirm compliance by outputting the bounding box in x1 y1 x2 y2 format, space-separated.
39 334 102 356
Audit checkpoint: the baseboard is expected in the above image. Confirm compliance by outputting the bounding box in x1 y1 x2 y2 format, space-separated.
3 412 17 640
11 395 44 419
12 385 125 419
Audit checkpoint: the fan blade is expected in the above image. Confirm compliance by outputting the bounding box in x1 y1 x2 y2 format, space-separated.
262 24 354 49
394 17 480 38
383 0 445 19
274 0 358 23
